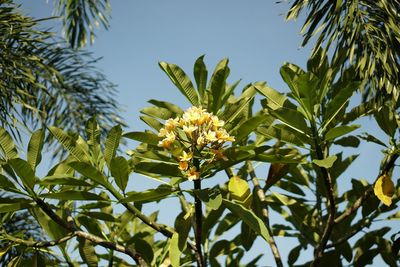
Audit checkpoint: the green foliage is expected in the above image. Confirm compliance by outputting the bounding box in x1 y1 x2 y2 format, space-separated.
56 0 111 49
0 55 399 266
0 0 123 144
286 0 400 101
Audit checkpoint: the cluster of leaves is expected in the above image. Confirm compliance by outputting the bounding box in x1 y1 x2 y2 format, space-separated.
0 55 399 266
55 0 111 49
0 0 123 141
285 0 400 101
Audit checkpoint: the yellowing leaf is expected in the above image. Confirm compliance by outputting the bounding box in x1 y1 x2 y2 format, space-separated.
374 174 395 206
228 176 250 201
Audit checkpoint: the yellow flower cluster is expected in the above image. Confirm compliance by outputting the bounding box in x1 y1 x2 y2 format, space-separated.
158 106 235 180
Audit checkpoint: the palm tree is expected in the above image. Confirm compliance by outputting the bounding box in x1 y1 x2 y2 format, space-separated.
285 0 400 101
0 0 123 141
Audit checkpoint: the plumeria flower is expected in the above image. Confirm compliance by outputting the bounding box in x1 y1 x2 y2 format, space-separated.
158 106 235 181
187 166 200 181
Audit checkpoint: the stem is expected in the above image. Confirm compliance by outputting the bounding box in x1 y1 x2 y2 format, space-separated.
193 159 205 267
6 232 76 248
311 129 336 267
247 162 283 267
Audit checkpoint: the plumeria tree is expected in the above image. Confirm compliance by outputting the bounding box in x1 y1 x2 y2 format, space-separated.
0 55 399 266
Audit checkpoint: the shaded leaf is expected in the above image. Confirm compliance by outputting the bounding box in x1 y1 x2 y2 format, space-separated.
222 199 272 243
41 191 107 201
69 162 107 186
110 156 130 192
9 158 36 189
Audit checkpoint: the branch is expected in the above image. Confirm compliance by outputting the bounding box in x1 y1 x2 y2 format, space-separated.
107 186 199 254
247 161 283 267
193 158 205 267
34 198 147 266
335 152 399 224
311 137 336 267
5 232 76 248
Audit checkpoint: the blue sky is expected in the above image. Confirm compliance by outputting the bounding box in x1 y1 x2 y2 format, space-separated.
17 1 395 266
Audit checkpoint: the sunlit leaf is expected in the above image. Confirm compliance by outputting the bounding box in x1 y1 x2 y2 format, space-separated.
313 155 337 168
27 129 45 171
0 128 18 159
104 125 122 169
325 125 360 141
159 61 200 106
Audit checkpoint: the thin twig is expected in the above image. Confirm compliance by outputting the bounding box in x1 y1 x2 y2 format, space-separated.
247 161 283 267
35 198 147 266
335 152 399 224
6 232 76 248
108 185 199 254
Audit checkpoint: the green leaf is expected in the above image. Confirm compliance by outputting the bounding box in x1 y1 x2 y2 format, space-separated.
159 61 200 106
141 106 175 120
9 158 36 189
48 126 89 162
134 162 181 178
169 232 182 267
27 129 44 171
78 237 98 267
0 174 17 191
209 58 230 113
194 55 208 98
0 202 32 213
0 128 18 159
80 211 117 222
104 125 122 169
323 81 359 129
41 191 107 201
358 132 387 147
288 245 302 265
272 107 311 135
257 124 308 147
39 175 92 186
140 115 164 131
334 135 360 147
110 156 129 192
240 221 257 251
148 99 184 116
222 199 272 243
69 162 107 186
121 185 175 203
123 131 161 146
255 84 287 110
313 155 338 168
85 117 101 160
194 188 222 210
374 105 397 137
234 114 274 142
325 124 361 140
